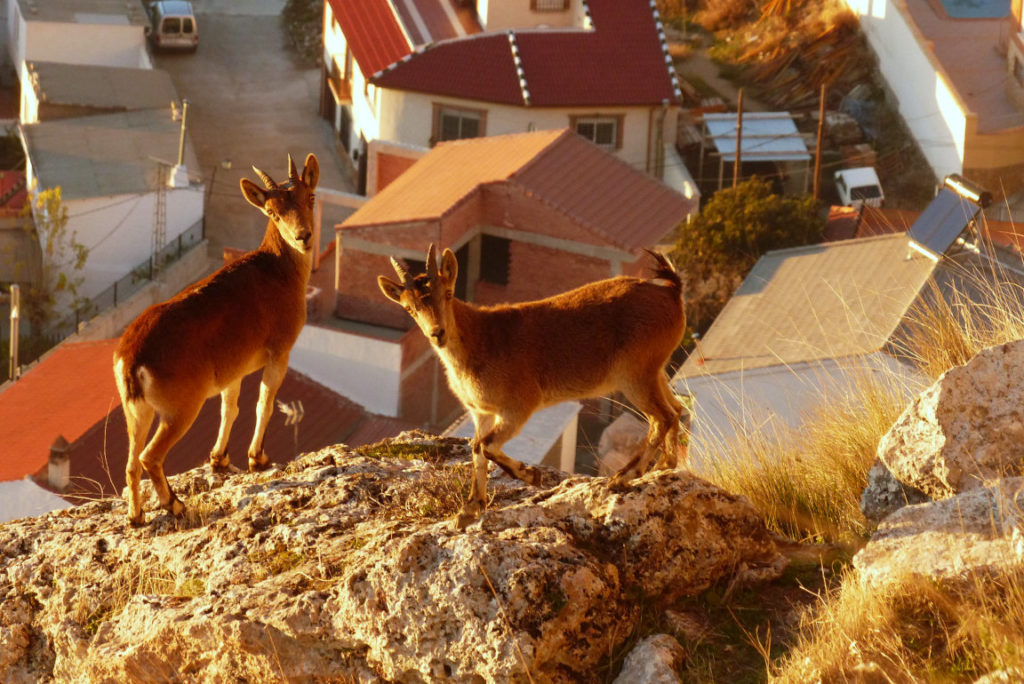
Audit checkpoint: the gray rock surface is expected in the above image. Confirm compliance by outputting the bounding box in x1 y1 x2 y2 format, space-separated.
612 634 686 684
878 341 1024 499
860 458 930 523
854 477 1024 589
0 434 785 683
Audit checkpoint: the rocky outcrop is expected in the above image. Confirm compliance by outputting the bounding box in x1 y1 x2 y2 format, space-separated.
877 340 1024 501
0 434 786 683
859 459 929 524
855 478 1024 589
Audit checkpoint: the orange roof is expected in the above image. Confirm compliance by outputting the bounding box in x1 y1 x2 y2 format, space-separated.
0 339 120 482
340 129 696 251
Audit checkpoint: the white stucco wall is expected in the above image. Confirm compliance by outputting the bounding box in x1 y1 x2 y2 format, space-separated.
377 89 657 172
62 186 203 300
674 352 927 471
842 0 965 178
289 324 403 416
477 0 580 31
0 478 71 524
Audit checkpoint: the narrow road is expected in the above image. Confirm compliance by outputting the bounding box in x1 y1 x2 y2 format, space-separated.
152 0 354 253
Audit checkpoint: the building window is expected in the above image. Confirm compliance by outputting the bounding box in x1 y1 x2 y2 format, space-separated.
480 235 510 286
433 104 486 144
571 115 623 150
531 0 569 10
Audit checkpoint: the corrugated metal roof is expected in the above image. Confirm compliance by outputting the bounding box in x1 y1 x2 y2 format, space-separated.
341 129 695 250
677 234 938 378
327 0 411 78
372 0 679 106
26 61 178 112
23 108 200 199
0 339 121 483
704 112 811 162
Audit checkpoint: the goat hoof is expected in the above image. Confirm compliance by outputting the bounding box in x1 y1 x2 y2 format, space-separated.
607 474 633 492
453 505 482 530
127 514 147 528
164 496 186 517
248 457 272 472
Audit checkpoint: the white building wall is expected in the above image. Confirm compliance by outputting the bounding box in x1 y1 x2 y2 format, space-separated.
674 352 927 471
842 0 964 178
9 6 150 75
63 186 203 300
378 89 655 172
289 324 403 416
477 0 580 31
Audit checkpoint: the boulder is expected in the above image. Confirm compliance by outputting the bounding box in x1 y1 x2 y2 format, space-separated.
860 458 930 523
854 477 1024 589
612 634 686 684
0 435 785 683
878 341 1024 499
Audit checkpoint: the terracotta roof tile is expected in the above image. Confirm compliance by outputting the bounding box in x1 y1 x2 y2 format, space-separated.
373 0 679 106
0 339 121 483
327 0 411 77
341 129 696 250
68 368 398 498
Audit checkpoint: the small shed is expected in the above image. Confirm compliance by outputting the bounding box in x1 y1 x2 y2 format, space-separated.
700 111 811 190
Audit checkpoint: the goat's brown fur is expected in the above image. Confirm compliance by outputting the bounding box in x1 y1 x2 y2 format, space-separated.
379 244 686 528
113 153 319 525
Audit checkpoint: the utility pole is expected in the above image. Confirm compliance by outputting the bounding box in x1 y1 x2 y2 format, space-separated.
733 89 743 188
813 83 827 200
8 284 19 381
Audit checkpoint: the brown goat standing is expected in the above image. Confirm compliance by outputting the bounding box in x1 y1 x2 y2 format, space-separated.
379 244 686 528
113 153 319 525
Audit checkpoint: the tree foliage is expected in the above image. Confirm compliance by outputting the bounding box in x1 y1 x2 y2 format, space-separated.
22 185 89 331
671 177 822 333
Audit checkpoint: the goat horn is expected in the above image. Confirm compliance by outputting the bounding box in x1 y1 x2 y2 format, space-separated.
252 165 278 190
426 243 439 279
287 154 299 183
390 256 412 286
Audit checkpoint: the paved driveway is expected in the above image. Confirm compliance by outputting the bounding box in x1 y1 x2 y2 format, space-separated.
152 0 354 253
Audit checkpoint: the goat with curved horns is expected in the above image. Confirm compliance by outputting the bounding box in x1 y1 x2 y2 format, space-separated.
113 153 319 525
379 244 687 528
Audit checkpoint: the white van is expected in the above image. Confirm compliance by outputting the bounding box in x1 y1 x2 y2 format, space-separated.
834 167 884 209
146 1 198 52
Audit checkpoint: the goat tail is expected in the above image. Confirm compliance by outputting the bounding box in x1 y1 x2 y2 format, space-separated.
644 249 682 292
113 354 144 403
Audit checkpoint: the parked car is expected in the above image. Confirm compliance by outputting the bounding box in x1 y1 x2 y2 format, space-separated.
834 166 884 209
146 0 198 52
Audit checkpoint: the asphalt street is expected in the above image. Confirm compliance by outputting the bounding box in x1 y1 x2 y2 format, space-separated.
152 0 355 254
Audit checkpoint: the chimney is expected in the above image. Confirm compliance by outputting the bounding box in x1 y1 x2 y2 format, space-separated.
48 435 70 492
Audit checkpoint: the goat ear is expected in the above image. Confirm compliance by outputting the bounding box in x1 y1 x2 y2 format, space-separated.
240 178 267 210
378 276 404 304
302 153 320 190
441 248 458 284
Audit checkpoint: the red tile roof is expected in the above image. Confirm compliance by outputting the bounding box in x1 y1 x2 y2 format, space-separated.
327 0 411 78
373 0 680 106
1 337 414 497
67 367 404 498
341 129 696 251
0 339 121 483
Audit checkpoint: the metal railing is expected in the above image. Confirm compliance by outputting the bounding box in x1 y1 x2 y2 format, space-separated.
47 220 205 339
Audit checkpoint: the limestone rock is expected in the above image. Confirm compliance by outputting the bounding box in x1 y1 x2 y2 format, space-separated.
878 341 1024 499
612 634 686 684
0 434 785 683
854 478 1024 589
860 458 930 523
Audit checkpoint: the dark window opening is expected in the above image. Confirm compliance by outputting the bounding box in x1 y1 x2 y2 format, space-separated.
480 235 510 286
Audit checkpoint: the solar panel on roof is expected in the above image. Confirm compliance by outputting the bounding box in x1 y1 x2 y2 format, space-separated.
907 188 981 258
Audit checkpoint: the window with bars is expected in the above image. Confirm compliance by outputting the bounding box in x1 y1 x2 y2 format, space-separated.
531 0 569 10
